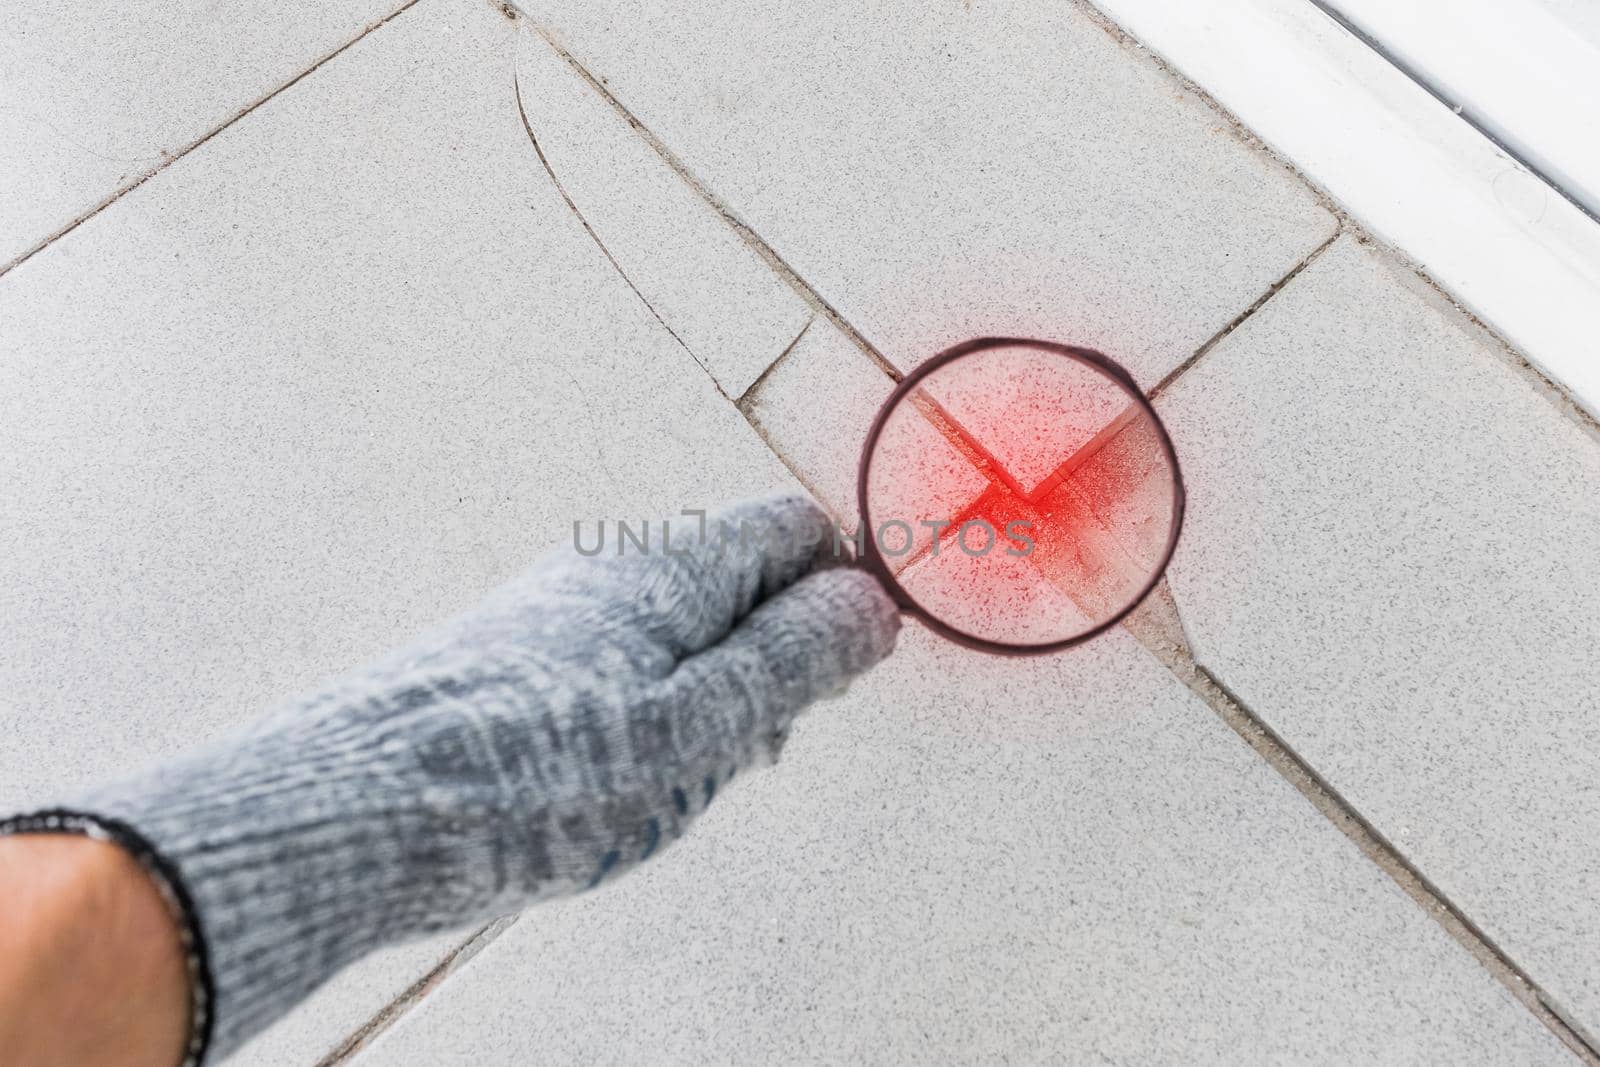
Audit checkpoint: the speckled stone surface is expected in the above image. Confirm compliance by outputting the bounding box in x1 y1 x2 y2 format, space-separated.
743 319 896 526
0 0 788 1057
515 24 812 398
6 0 1594 1060
351 626 1569 1067
0 0 402 265
1160 235 1600 1039
514 0 1337 386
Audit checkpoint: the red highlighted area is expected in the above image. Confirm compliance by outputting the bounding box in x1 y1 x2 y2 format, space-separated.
862 344 1179 648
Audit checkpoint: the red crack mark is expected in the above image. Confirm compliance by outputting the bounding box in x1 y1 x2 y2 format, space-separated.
871 356 1176 644
910 384 1144 508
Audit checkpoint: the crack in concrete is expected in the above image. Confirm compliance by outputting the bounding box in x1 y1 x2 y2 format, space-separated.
523 21 904 388
510 34 697 374
735 315 815 405
513 23 823 405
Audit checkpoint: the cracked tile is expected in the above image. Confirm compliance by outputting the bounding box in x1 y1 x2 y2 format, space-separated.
1161 235 1600 1038
742 318 899 526
751 322 1186 643
352 626 1569 1065
0 0 790 1056
0 0 404 265
515 24 812 398
517 0 1336 386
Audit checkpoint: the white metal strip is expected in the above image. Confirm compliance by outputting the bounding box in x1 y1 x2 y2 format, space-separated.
1323 0 1600 221
1091 0 1600 420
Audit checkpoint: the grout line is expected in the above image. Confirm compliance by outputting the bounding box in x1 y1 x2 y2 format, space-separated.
735 315 857 521
512 21 1600 1051
320 915 521 1065
1367 232 1600 448
524 22 905 386
1169 654 1600 1062
0 0 427 281
1148 224 1342 398
1072 0 1349 223
1117 577 1196 673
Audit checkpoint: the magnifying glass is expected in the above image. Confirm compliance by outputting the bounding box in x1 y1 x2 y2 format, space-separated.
855 337 1184 655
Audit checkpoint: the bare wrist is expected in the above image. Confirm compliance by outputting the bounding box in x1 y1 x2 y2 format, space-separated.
0 833 190 1067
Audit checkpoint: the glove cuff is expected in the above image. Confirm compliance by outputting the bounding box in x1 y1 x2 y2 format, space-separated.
43 715 510 1062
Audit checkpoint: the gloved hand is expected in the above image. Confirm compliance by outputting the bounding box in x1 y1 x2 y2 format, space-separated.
5 493 899 1063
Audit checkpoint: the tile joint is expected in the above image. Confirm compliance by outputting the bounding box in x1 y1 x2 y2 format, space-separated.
1146 632 1600 1062
0 0 428 281
1149 224 1342 399
320 915 520 1065
524 21 903 387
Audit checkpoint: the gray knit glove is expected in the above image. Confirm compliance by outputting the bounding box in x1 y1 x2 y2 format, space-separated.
10 493 899 1063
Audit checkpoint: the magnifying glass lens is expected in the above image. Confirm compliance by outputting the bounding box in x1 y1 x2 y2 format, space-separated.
859 341 1182 653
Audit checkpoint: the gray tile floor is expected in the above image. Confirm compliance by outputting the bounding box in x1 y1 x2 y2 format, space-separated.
1160 235 1600 1037
357 626 1569 1066
514 24 812 398
518 0 1337 387
0 0 407 266
2 0 1597 1062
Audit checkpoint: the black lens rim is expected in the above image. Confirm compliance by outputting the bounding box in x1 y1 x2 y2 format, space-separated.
855 336 1186 656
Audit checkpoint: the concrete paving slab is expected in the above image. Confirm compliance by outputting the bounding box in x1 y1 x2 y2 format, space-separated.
742 319 889 526
0 0 789 1056
0 0 403 266
514 24 812 398
352 625 1569 1066
1161 235 1600 1040
516 0 1337 386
